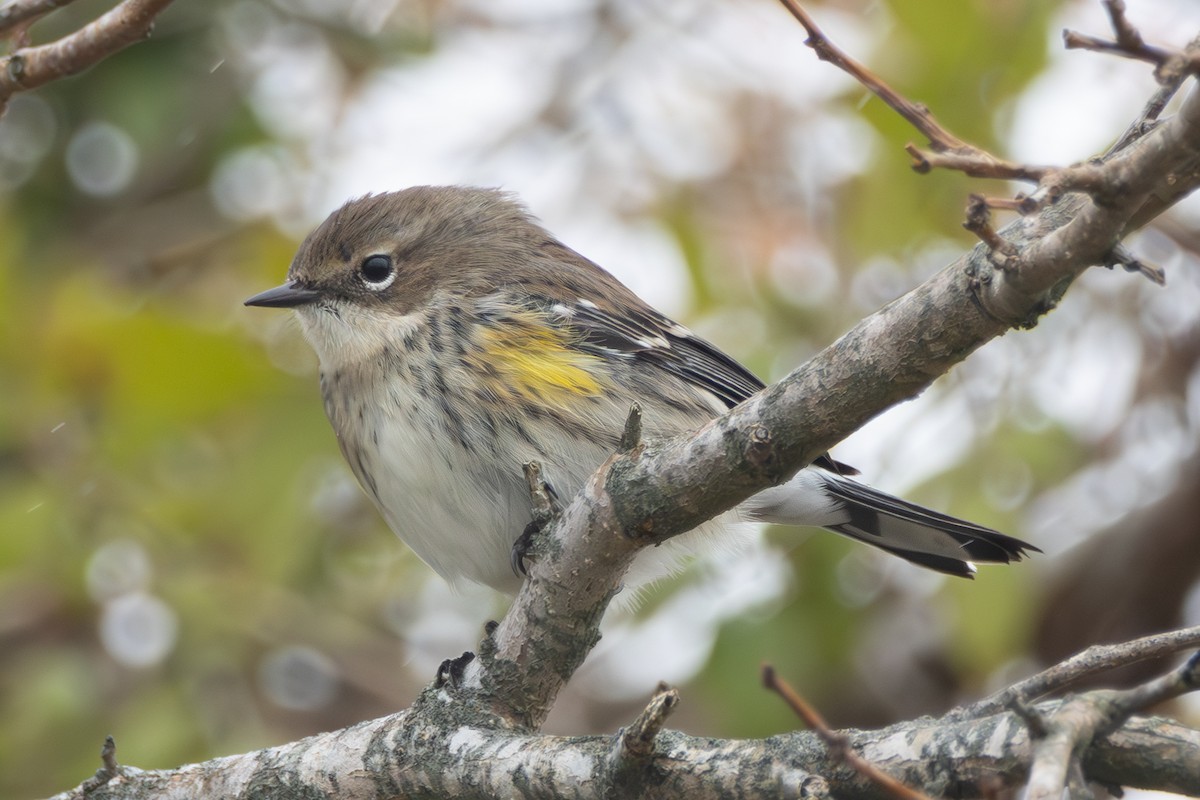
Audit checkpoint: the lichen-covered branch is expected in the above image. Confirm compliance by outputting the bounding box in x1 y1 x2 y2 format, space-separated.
48 678 1200 799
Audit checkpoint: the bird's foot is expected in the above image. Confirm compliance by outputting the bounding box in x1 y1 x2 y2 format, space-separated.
510 521 540 577
434 651 475 689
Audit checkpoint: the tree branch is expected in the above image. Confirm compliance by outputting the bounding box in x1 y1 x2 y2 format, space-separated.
0 0 175 117
1063 0 1200 82
47 662 1200 799
469 81 1200 729
1024 654 1200 800
0 0 79 39
963 626 1200 718
777 0 1053 184
764 665 933 800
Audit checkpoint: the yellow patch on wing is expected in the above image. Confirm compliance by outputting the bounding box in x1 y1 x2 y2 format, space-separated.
476 314 604 404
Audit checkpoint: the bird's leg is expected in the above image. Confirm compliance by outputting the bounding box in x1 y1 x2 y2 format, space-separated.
510 520 541 577
512 463 561 577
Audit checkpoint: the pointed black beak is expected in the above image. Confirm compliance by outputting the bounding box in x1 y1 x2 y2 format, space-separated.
244 281 322 309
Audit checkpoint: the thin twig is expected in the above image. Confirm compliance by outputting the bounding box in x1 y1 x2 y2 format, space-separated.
1063 0 1200 83
963 625 1200 718
1107 650 1200 713
777 0 965 152
1106 243 1165 285
905 144 1051 183
0 0 175 116
984 195 1039 215
963 194 1018 257
1106 31 1200 156
763 665 933 800
0 0 78 39
778 0 1046 184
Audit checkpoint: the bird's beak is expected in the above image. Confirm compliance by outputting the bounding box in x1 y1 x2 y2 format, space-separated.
244 281 322 309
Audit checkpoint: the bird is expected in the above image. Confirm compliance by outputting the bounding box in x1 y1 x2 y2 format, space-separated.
245 185 1036 595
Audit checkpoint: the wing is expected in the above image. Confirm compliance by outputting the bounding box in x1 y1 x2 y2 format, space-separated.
541 295 858 476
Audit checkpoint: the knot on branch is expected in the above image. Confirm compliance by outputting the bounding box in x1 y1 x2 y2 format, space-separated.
963 194 1019 265
4 53 26 85
745 423 777 475
618 402 644 455
614 682 679 761
78 736 140 794
606 683 682 794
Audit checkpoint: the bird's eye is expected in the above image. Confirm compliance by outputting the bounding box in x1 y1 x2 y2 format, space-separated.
359 254 395 289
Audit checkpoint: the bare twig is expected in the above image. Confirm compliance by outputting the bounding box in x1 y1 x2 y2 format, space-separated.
1109 650 1200 712
0 0 78 39
782 0 1200 231
1005 696 1049 739
1024 652 1200 800
763 665 933 800
0 0 174 116
1106 243 1165 285
1063 0 1200 83
604 682 684 796
100 735 118 773
963 625 1200 718
963 194 1018 257
778 0 1049 184
1075 15 1195 158
777 0 964 151
984 195 1039 214
904 144 1051 183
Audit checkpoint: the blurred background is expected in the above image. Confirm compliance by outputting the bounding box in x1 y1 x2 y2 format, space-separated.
3 0 1200 796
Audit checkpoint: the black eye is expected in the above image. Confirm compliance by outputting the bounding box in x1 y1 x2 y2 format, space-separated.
360 254 395 289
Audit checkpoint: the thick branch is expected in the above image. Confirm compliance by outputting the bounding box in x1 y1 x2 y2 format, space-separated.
47 695 1200 799
473 83 1200 729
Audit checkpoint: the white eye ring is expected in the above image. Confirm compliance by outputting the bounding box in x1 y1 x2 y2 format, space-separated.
359 254 396 290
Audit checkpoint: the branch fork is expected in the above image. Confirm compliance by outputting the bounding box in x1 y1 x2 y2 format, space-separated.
782 0 1193 295
0 0 176 118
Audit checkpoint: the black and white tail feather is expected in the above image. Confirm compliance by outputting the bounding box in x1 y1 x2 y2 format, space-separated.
747 470 1034 578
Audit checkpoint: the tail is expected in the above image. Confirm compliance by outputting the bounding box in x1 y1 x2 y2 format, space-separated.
747 470 1039 578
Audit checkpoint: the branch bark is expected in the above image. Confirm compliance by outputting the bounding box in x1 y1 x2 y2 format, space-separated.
48 684 1200 799
0 0 175 117
472 82 1200 730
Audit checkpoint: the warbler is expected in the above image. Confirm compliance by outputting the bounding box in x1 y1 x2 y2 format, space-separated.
245 185 1035 594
